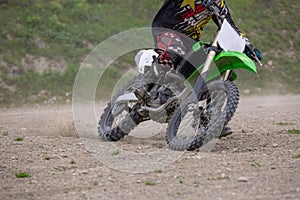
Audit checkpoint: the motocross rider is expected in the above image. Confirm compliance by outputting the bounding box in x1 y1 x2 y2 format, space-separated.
138 0 262 137
152 0 262 66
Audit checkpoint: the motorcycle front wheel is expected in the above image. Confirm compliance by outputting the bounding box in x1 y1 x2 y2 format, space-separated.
166 80 227 151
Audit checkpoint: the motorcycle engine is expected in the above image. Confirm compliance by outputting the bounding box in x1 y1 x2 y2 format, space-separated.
147 85 179 123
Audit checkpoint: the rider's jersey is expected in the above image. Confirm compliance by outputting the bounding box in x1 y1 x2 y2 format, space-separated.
152 0 240 41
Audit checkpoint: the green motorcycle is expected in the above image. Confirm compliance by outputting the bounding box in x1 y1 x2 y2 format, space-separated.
98 4 261 151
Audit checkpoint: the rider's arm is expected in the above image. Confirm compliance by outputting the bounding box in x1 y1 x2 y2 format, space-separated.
212 1 245 36
211 1 263 62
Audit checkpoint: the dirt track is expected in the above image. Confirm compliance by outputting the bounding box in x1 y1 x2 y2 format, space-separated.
0 95 299 200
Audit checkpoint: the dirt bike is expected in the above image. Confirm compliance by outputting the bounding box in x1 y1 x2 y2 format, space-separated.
98 3 262 151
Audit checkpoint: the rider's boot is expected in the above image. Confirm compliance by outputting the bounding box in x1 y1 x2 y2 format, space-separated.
219 126 233 138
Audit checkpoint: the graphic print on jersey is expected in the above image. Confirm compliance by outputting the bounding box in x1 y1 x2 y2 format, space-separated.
176 0 223 40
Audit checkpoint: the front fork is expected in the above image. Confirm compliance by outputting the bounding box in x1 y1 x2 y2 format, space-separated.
201 30 231 81
223 70 232 81
201 31 220 75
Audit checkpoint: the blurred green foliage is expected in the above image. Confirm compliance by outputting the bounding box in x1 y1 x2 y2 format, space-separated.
0 0 299 106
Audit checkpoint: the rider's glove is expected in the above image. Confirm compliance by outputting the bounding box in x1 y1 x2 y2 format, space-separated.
245 43 262 62
202 0 213 7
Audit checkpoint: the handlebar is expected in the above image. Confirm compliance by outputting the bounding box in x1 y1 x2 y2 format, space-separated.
206 2 221 16
254 54 263 66
246 43 263 66
204 2 226 27
205 2 263 66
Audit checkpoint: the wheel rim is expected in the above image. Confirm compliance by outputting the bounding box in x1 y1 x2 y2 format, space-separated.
104 102 135 131
174 99 212 142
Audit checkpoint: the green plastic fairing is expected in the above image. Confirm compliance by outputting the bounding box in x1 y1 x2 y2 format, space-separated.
192 41 210 52
206 51 257 81
186 50 257 84
214 51 257 74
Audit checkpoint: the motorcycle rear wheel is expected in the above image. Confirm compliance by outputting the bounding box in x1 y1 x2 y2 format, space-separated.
98 76 143 141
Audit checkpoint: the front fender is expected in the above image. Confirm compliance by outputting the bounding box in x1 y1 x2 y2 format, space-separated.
215 51 256 72
186 51 257 84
